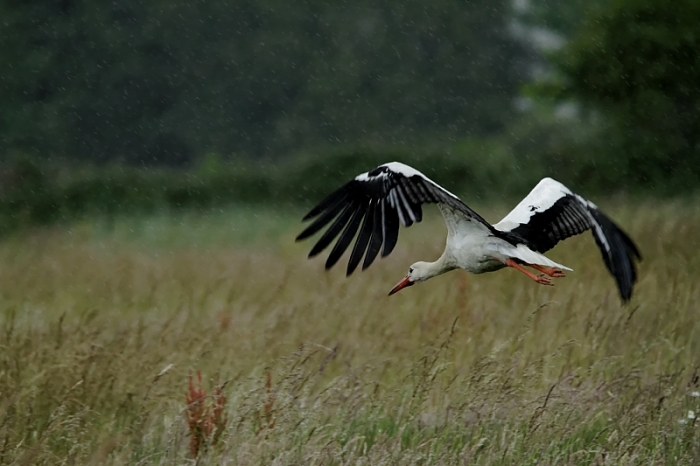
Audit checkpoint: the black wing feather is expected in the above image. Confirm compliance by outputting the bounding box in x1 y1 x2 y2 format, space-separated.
508 195 590 253
362 200 384 270
307 200 358 258
399 180 424 222
296 191 349 241
392 187 413 227
502 189 641 303
589 209 641 302
382 199 400 257
414 178 439 203
297 163 497 275
325 199 367 269
302 184 351 221
347 201 376 275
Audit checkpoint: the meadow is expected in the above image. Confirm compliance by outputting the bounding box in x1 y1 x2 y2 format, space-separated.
0 200 699 465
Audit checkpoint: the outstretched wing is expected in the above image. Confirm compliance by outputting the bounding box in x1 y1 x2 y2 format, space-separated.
494 178 641 302
296 162 493 275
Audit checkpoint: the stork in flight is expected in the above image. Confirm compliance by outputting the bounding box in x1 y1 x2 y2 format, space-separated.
296 162 641 302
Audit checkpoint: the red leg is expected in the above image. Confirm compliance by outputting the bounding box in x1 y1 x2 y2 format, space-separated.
529 264 566 278
504 258 553 286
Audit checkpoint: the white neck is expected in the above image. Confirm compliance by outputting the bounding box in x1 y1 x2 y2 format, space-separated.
423 252 457 280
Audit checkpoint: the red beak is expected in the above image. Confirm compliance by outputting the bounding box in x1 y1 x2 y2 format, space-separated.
388 276 414 296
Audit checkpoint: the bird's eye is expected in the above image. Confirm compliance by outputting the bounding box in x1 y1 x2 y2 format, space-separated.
409 267 414 274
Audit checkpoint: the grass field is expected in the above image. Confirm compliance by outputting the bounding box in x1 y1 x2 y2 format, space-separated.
0 200 699 464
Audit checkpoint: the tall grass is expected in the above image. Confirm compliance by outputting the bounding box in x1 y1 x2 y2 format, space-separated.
0 201 698 464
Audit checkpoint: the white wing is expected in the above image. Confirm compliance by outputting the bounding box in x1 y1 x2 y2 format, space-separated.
495 178 641 301
495 178 575 233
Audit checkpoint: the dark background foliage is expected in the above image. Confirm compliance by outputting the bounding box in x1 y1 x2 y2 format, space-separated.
0 0 529 164
1 0 699 232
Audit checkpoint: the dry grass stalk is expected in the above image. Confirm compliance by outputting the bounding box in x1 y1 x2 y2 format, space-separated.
185 371 228 458
255 371 276 435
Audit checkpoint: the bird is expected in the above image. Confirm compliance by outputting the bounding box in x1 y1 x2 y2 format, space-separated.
296 162 641 302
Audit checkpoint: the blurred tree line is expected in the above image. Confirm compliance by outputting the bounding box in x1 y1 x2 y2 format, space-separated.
544 0 700 189
0 0 528 164
0 0 699 233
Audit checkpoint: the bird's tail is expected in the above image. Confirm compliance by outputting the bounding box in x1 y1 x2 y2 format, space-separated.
500 244 573 271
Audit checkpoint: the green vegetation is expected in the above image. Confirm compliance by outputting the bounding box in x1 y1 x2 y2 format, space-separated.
531 0 700 190
0 0 525 164
3 0 699 195
0 202 699 464
2 0 699 242
2 142 687 237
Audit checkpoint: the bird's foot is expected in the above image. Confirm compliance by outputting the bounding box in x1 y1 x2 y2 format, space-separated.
534 274 553 286
530 264 566 278
504 258 555 286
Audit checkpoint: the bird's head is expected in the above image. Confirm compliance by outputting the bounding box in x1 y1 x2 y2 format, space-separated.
388 261 432 296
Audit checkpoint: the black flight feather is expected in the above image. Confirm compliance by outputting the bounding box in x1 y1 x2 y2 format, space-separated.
325 200 367 270
363 200 384 270
382 199 400 257
296 192 349 241
347 201 375 275
302 184 350 221
589 209 641 302
308 200 358 258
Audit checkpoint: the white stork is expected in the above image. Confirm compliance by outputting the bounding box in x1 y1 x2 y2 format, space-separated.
296 162 641 302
